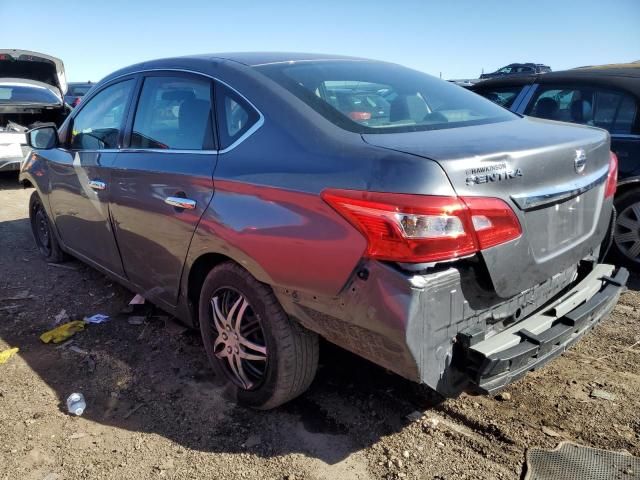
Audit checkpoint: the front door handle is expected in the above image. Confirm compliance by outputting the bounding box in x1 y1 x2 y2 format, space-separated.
88 180 106 191
164 196 196 210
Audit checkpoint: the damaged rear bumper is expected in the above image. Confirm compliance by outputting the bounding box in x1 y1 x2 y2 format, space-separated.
457 264 628 394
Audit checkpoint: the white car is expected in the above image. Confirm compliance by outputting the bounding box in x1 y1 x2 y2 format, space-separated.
0 50 69 172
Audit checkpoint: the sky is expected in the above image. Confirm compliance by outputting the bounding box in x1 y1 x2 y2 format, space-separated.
0 0 638 82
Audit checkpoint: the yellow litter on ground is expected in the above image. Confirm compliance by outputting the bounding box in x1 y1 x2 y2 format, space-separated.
0 347 19 364
40 320 86 344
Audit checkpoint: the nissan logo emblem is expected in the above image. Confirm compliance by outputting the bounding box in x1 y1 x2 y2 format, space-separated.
574 149 587 174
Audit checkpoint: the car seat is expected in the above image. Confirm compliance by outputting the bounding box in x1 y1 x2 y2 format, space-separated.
534 97 559 120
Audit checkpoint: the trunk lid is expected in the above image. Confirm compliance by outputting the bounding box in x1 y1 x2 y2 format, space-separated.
0 50 67 95
363 117 612 298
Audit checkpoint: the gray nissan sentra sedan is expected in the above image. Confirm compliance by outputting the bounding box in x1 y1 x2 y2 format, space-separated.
20 53 627 409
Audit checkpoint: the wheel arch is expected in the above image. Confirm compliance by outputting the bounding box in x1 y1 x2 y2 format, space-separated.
183 249 275 329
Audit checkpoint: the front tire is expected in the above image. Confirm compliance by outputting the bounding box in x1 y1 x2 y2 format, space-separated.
610 189 640 271
29 191 65 263
198 262 319 409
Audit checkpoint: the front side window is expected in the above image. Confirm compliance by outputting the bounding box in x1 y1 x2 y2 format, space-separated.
215 83 260 149
476 86 523 109
131 76 214 150
526 85 638 133
71 79 134 150
256 61 515 134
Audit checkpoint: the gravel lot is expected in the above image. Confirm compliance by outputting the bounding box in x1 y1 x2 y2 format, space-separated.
1 171 639 480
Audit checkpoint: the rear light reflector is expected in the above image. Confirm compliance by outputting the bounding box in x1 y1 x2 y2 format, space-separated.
605 151 618 198
322 189 522 263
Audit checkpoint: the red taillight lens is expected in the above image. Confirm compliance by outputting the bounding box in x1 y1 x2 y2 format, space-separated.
72 97 81 107
321 189 522 263
605 151 618 198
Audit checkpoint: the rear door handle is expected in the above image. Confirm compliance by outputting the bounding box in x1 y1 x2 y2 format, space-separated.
88 180 106 191
164 196 196 210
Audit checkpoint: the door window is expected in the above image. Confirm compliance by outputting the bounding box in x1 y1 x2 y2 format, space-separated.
70 79 134 150
476 86 523 109
526 85 638 133
131 76 214 150
215 83 260 149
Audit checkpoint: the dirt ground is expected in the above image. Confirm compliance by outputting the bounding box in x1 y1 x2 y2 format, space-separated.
0 171 638 480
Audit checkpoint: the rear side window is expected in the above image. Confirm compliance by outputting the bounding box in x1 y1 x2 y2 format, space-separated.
131 76 214 150
256 61 515 134
71 79 134 150
476 86 523 109
215 83 260 149
526 85 637 133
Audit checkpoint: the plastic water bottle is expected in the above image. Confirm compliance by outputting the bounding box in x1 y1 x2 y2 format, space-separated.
66 393 86 416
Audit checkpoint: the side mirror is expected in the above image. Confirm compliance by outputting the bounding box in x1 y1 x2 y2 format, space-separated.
27 125 59 150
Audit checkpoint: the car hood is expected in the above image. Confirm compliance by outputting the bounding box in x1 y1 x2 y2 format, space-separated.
0 50 67 96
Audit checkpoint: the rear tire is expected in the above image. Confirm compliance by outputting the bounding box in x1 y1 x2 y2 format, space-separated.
29 191 65 263
610 189 640 271
198 262 319 409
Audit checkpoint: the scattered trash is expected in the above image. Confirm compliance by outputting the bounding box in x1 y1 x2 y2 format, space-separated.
0 347 19 365
541 426 561 438
590 389 616 401
69 345 88 355
127 316 145 326
53 309 70 326
129 294 146 305
83 313 110 324
66 393 86 416
0 289 32 302
496 392 512 401
525 441 640 480
40 321 86 344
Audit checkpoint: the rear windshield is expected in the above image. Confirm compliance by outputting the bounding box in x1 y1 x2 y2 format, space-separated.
0 84 60 104
256 61 516 133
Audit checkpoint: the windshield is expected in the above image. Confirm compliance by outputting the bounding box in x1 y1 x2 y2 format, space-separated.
0 83 60 104
256 61 515 133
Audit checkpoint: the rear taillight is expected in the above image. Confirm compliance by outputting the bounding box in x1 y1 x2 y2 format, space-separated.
605 151 618 198
321 189 522 263
72 97 81 107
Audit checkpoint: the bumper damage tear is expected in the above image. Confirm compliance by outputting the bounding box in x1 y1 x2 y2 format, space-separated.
458 265 629 394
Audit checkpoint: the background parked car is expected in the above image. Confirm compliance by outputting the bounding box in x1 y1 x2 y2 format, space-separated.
64 81 93 108
479 63 551 80
470 65 640 269
0 49 70 172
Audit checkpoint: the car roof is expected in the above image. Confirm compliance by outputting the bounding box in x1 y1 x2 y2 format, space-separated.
203 52 370 66
472 67 640 96
98 52 383 85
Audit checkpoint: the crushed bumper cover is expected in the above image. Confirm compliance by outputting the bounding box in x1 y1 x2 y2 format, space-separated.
458 264 628 394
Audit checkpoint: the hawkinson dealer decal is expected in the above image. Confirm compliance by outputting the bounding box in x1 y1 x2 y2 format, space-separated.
465 162 523 185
